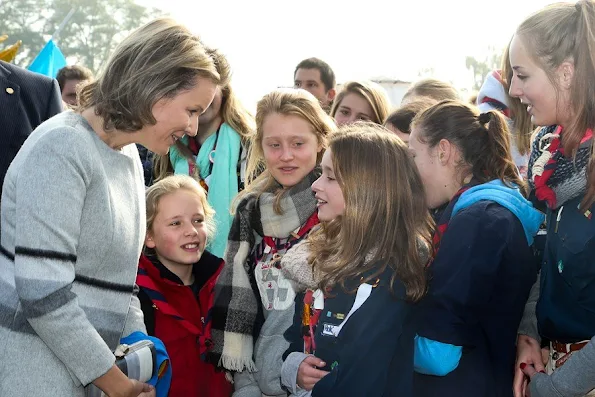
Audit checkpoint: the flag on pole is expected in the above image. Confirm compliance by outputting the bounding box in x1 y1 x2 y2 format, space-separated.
0 40 22 63
28 39 67 78
0 35 22 63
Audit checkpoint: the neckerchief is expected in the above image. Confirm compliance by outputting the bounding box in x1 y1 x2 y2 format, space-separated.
430 181 478 263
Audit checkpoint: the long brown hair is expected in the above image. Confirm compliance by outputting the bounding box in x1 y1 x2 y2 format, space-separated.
516 0 595 207
413 100 527 196
500 39 534 156
309 124 433 302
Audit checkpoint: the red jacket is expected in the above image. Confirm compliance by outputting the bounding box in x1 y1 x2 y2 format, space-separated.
137 251 232 397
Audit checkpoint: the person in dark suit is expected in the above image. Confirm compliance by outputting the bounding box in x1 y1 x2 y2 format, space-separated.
0 60 63 198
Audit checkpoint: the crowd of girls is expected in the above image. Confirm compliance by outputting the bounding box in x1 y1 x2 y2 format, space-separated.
2 1 595 396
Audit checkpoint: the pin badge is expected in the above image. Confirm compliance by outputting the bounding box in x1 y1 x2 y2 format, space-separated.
6 87 14 94
558 260 564 274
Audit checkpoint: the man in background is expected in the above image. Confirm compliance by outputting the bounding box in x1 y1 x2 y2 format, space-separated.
56 64 93 107
0 60 62 200
294 57 336 113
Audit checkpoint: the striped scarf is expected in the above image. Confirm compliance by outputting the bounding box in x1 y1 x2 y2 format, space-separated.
528 126 592 209
208 170 320 372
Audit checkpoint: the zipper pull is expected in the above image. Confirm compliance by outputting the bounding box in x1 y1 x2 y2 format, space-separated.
555 206 564 233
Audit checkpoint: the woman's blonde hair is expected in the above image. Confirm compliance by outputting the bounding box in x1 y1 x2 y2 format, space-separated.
515 0 595 208
402 78 459 104
237 89 335 213
309 123 433 302
78 17 223 132
152 47 255 182
145 175 216 241
330 81 392 125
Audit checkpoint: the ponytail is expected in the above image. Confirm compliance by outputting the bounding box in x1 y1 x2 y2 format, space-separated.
413 101 526 196
478 111 527 196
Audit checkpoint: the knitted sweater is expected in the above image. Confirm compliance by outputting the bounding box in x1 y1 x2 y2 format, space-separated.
0 111 147 396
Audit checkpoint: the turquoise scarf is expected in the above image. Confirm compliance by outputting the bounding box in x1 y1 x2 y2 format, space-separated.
169 123 242 257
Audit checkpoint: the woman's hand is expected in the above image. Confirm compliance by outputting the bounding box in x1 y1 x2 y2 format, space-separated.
519 362 548 397
93 365 155 397
123 379 155 397
514 335 546 397
107 379 155 397
297 356 329 391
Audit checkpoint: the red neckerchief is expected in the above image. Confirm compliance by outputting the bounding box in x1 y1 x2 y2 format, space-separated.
533 127 593 209
302 289 322 354
261 212 319 263
137 256 202 336
429 183 475 266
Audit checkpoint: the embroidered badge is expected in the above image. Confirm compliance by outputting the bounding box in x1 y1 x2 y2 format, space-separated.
333 313 345 320
322 323 337 336
326 311 332 317
158 360 169 379
577 202 592 220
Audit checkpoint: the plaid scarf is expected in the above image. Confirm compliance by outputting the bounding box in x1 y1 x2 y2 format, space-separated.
528 126 592 209
208 170 320 372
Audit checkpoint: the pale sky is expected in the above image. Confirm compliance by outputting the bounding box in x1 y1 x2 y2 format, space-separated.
137 0 561 110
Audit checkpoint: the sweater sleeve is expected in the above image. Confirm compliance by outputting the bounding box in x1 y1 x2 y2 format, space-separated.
311 285 410 396
122 283 148 337
13 130 115 386
232 371 262 397
531 336 595 397
281 352 312 396
283 291 306 361
517 274 541 342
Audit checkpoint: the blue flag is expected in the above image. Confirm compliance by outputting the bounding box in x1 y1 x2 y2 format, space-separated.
28 39 67 78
